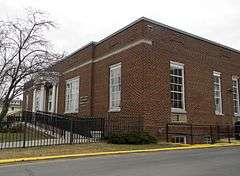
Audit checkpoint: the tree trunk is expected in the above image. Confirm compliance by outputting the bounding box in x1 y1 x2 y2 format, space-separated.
0 102 9 122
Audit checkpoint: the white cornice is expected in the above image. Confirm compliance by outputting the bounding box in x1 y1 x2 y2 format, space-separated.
63 39 152 75
93 39 152 63
63 60 93 75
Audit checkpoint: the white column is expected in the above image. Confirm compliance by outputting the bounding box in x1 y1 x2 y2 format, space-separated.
51 84 56 112
55 84 59 113
39 85 46 111
32 89 36 112
26 95 29 111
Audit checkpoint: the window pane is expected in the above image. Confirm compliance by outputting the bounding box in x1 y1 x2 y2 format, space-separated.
214 76 219 84
214 84 219 91
175 85 182 92
233 80 237 87
215 91 220 98
233 94 237 100
170 63 184 110
232 78 239 115
65 77 79 112
234 101 238 113
213 74 222 114
110 64 121 109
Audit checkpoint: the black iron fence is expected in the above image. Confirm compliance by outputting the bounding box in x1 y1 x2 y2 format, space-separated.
4 111 238 148
0 111 143 149
166 123 240 144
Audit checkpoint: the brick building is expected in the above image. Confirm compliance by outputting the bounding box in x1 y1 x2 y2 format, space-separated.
23 17 240 143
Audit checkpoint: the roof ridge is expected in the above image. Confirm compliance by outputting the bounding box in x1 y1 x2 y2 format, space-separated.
63 16 240 62
141 17 240 54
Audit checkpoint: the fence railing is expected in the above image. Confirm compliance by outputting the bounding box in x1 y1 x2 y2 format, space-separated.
4 112 238 147
166 123 239 144
0 111 143 149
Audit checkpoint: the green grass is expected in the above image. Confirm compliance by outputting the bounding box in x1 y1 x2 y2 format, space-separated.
0 142 182 160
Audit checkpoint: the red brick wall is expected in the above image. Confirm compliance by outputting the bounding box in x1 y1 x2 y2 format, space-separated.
23 18 240 142
92 44 145 116
54 43 95 72
141 20 239 136
57 64 93 116
94 22 144 59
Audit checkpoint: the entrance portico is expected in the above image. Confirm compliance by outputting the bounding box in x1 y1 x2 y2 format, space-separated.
32 74 59 113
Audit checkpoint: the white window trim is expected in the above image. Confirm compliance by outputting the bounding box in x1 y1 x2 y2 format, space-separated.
64 76 80 113
108 107 121 112
213 71 221 76
232 76 240 117
171 108 187 114
109 62 121 69
173 135 187 144
213 71 223 115
170 61 186 113
203 135 212 144
109 63 121 112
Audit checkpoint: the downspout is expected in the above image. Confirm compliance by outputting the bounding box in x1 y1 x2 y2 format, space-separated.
90 42 96 116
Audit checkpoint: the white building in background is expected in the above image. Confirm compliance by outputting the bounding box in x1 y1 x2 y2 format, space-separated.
0 99 22 116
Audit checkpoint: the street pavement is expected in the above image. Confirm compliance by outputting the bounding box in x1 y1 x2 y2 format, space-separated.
0 147 239 176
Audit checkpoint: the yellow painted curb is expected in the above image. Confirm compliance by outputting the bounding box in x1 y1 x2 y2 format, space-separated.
0 143 239 165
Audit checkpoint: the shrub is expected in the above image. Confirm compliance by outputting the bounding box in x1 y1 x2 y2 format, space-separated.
0 124 24 133
108 131 157 144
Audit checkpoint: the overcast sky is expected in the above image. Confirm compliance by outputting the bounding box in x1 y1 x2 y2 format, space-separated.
0 0 240 54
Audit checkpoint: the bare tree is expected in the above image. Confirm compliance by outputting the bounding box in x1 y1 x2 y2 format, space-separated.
0 9 62 121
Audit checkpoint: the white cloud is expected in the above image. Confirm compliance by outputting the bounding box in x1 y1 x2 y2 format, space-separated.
0 0 240 53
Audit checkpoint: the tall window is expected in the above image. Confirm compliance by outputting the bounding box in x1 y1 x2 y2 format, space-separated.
109 63 121 111
65 77 79 113
232 77 240 116
213 71 222 115
170 61 185 112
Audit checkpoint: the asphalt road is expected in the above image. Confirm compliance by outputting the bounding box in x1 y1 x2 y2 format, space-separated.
0 147 239 176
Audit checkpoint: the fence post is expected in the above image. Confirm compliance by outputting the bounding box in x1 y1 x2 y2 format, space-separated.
22 115 27 148
228 125 231 143
190 124 193 145
101 117 105 140
217 125 220 140
210 125 214 144
106 113 110 138
138 115 142 132
166 123 169 143
70 119 73 145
